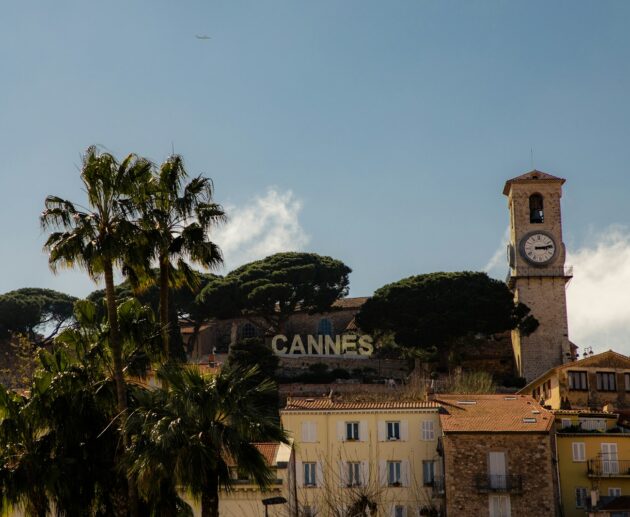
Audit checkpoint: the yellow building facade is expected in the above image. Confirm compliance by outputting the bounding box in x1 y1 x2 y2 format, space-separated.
554 411 630 517
281 397 443 517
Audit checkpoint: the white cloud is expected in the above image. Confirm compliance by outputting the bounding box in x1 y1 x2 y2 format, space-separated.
213 188 310 271
567 226 630 354
484 226 510 280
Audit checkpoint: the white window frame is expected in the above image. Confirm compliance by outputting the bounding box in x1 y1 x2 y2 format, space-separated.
387 461 402 486
572 442 586 462
422 460 435 486
346 421 360 441
347 461 361 487
304 462 317 487
575 487 587 508
421 420 435 441
609 487 622 497
387 421 400 441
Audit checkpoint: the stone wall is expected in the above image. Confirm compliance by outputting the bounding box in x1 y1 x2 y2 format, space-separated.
443 432 558 517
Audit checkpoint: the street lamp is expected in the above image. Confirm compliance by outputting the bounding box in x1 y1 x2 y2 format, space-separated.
262 496 287 517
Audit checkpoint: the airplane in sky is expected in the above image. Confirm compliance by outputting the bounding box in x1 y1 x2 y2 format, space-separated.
195 35 211 40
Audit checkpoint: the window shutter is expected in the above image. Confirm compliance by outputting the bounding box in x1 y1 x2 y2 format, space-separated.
339 461 346 487
379 460 387 486
400 420 409 441
401 459 410 487
337 421 346 442
302 421 316 442
359 421 368 441
422 420 435 440
361 461 369 487
296 460 303 487
316 462 323 487
378 421 386 441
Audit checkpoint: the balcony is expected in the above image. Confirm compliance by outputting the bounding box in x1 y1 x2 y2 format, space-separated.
588 459 630 478
431 476 445 497
475 475 523 493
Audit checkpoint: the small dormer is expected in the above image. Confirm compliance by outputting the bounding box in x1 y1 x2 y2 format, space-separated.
529 193 544 223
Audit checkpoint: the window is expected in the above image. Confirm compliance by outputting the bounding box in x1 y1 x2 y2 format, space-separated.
597 372 617 391
304 462 317 487
568 371 588 390
609 488 622 497
393 506 405 517
387 421 400 440
575 487 587 508
421 421 435 441
561 419 572 429
529 193 544 223
316 318 333 337
489 495 511 517
579 418 606 431
422 460 435 486
572 442 586 462
303 506 314 517
240 323 258 339
625 373 630 392
346 422 359 441
347 462 361 487
387 461 402 486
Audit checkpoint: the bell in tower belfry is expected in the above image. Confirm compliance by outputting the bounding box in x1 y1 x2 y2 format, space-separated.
503 170 572 382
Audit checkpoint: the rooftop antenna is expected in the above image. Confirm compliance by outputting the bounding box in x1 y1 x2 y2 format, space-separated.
171 141 176 157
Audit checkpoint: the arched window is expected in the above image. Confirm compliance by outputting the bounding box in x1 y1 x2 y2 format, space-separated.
529 194 544 223
316 318 334 337
240 323 258 339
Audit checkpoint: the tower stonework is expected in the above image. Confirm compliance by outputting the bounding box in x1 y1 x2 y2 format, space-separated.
503 170 572 382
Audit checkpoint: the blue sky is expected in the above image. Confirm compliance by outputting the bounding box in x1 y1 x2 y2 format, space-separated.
2 1 630 350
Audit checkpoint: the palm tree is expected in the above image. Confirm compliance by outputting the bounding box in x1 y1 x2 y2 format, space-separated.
40 146 152 514
125 365 288 517
40 146 151 418
134 154 225 360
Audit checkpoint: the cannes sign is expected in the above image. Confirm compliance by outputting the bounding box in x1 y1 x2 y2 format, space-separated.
271 334 374 357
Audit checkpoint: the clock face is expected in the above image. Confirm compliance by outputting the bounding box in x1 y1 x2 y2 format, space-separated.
520 232 556 265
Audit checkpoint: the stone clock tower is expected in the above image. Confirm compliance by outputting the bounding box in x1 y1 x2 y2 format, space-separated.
503 170 572 382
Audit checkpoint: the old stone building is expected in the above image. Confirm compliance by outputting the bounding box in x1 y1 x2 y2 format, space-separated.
504 170 573 382
518 350 630 410
437 394 558 517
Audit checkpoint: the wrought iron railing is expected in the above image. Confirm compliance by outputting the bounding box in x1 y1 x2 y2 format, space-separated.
588 458 630 477
431 476 445 496
475 474 523 493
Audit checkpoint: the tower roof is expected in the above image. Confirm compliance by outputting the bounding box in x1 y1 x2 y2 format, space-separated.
502 170 566 196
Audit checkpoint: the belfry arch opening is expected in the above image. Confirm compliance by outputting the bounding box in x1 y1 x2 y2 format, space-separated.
529 193 544 223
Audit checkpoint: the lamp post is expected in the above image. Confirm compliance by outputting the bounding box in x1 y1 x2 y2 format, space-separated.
262 496 287 517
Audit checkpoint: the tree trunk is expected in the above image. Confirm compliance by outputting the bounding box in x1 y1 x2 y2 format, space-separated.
159 256 170 359
104 261 138 517
201 473 219 517
104 261 126 414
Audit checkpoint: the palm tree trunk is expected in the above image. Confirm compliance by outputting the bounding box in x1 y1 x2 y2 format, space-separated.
201 473 219 517
104 261 126 414
104 261 139 517
159 256 170 359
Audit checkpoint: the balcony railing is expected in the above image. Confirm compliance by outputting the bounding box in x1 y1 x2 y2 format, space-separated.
431 476 445 497
588 459 630 477
475 475 523 493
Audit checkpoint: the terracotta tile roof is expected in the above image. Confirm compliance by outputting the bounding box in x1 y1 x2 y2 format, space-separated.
438 394 553 433
180 323 211 334
331 297 369 309
282 397 439 412
225 442 280 467
502 169 566 195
